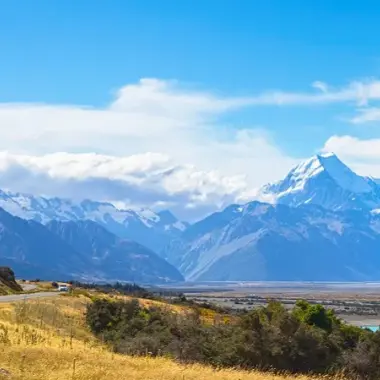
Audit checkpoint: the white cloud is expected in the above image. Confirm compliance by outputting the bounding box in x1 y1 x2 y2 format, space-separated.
110 78 244 116
324 135 380 160
250 78 380 106
311 81 329 93
0 147 296 221
2 77 380 219
323 135 380 178
350 107 380 124
2 76 377 156
0 78 304 219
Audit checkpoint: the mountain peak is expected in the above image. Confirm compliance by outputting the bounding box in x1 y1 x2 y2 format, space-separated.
316 151 336 159
286 152 372 194
292 152 340 178
157 209 178 224
316 151 348 171
256 152 379 210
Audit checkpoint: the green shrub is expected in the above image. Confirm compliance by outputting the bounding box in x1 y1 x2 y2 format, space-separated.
86 298 378 379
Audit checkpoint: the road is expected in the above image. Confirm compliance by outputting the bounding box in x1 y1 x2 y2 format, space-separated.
0 291 58 303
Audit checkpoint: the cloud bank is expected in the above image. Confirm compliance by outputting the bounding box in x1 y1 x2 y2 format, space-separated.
1 77 380 219
0 78 299 219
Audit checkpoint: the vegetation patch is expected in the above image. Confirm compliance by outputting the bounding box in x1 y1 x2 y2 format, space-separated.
0 295 333 380
86 297 380 379
0 267 22 295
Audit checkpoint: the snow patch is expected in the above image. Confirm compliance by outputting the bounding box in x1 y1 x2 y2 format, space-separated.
172 220 187 231
254 152 378 211
0 189 187 234
318 154 372 194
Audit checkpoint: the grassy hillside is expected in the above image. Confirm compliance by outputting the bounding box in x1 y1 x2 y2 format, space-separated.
0 267 22 295
0 293 343 380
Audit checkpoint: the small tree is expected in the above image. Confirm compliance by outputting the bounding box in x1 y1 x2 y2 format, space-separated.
293 300 337 332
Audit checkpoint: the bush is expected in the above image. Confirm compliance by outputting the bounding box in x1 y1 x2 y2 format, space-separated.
72 281 152 298
86 298 377 379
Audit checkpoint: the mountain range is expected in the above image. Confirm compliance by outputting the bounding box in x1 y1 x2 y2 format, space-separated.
0 208 183 283
162 202 380 281
0 191 187 252
1 152 380 283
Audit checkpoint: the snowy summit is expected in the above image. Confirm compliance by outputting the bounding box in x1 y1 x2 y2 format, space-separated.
257 152 380 211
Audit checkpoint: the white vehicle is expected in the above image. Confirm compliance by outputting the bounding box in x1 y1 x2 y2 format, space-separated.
58 285 69 292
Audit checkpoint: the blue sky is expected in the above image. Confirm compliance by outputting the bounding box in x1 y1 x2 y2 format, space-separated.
1 0 380 218
2 0 380 156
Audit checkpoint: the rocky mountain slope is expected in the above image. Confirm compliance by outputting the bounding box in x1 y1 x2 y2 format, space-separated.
0 191 187 252
0 208 183 283
0 266 22 294
3 151 380 283
162 153 380 281
257 152 380 211
162 201 380 281
47 220 183 283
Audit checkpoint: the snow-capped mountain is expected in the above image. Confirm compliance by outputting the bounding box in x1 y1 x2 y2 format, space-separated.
4 151 380 283
0 207 183 283
160 153 380 281
46 219 183 283
162 201 380 281
0 190 187 252
257 152 380 211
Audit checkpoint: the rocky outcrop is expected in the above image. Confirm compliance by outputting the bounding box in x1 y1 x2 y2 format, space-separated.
0 267 22 294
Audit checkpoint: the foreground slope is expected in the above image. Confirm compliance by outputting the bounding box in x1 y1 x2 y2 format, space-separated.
163 202 380 281
0 295 335 380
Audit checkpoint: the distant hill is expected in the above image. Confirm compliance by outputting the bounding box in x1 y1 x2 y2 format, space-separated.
0 266 22 295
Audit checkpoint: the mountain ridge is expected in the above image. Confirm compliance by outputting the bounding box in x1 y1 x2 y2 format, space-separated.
256 152 380 211
2 152 380 283
46 219 183 283
162 153 380 282
162 201 380 281
0 207 183 283
0 190 187 252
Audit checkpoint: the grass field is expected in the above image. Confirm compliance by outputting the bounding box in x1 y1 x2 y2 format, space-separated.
0 293 346 380
0 284 13 296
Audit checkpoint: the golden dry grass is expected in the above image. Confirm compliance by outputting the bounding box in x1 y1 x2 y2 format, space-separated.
0 285 12 296
0 295 346 380
91 292 229 324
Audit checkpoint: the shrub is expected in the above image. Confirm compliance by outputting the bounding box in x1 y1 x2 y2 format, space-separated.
85 298 377 378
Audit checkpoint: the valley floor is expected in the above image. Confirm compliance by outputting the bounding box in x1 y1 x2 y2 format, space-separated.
0 293 344 380
175 282 380 329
